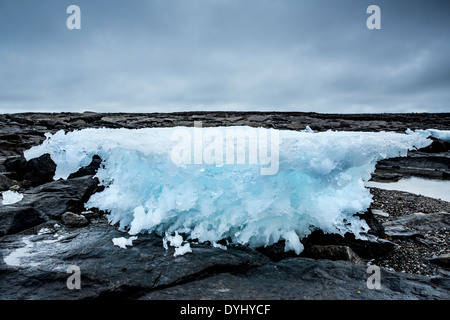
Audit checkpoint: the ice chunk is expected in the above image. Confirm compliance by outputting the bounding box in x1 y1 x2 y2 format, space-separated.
423 129 450 143
407 128 450 143
112 236 138 249
213 242 227 250
163 231 192 256
283 230 304 255
24 126 432 254
302 125 314 133
163 231 184 248
174 243 192 256
2 190 23 205
427 129 450 143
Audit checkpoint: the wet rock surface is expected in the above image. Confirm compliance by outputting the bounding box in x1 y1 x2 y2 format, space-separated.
0 112 449 300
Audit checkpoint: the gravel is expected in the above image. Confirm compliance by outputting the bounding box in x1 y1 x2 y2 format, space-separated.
369 187 450 276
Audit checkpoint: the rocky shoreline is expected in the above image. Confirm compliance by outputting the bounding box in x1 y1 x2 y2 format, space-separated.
370 188 450 275
0 112 449 300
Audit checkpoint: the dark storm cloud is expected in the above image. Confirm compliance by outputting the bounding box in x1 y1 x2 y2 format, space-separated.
0 0 449 113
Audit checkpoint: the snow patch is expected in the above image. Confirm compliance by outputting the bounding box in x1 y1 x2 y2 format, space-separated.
2 190 23 205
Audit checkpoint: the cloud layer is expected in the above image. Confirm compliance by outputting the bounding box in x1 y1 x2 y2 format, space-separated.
0 0 449 113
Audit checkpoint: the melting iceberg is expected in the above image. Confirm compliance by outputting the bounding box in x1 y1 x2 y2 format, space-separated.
24 127 432 254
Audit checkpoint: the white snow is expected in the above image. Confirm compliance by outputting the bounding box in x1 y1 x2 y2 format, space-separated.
1 190 23 205
112 236 138 249
3 238 35 267
24 126 433 254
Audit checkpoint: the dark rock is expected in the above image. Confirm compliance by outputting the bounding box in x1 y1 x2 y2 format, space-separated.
0 206 47 236
418 139 450 153
382 212 450 237
140 257 450 300
383 224 423 240
78 111 103 123
4 154 56 187
370 172 403 182
0 173 14 191
35 118 57 129
19 175 100 218
19 179 32 188
257 210 389 262
255 240 297 262
68 155 102 179
302 245 364 264
301 230 397 260
70 119 86 128
61 212 88 227
357 209 385 237
372 153 450 182
429 254 450 270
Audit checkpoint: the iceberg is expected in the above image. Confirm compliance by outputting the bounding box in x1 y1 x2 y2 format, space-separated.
24 126 432 254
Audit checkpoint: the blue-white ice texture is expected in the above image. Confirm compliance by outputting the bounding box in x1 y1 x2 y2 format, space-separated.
408 128 450 143
24 127 432 254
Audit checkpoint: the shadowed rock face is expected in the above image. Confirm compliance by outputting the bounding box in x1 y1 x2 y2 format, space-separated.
0 112 449 300
3 153 56 187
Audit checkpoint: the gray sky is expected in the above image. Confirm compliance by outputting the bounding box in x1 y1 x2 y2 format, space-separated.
0 0 449 113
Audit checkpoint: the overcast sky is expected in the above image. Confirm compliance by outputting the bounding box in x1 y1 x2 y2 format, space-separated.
0 0 449 114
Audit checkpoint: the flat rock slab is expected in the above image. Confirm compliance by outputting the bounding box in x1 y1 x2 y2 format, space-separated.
383 212 450 239
142 257 450 300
